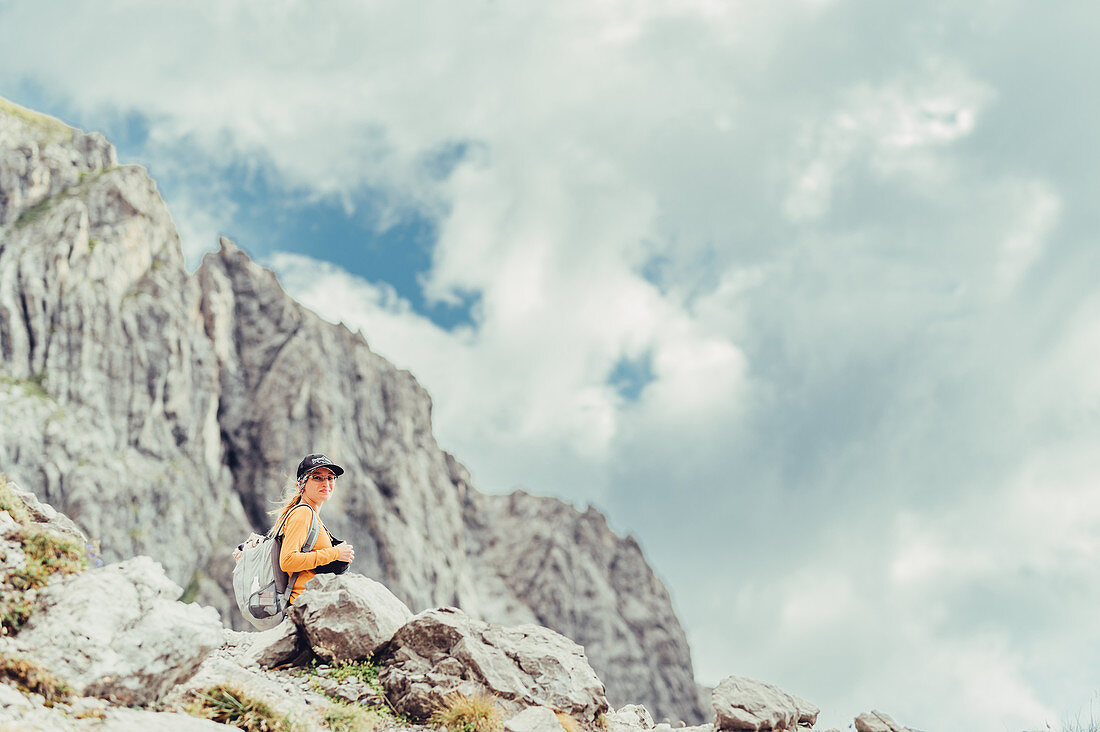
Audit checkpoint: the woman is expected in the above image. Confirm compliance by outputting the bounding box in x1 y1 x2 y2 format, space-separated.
271 453 356 604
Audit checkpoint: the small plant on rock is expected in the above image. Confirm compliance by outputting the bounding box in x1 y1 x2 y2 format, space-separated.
8 528 86 590
326 658 383 687
0 651 72 705
323 702 385 732
185 683 294 732
0 595 34 637
430 691 504 732
1 525 86 635
0 476 32 524
302 657 400 719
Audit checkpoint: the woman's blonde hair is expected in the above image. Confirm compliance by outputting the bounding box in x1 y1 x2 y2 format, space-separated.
269 471 307 535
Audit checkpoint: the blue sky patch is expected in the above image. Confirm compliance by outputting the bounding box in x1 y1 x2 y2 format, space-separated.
608 351 655 401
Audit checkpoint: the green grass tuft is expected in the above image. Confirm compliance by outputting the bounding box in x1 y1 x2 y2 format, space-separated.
0 372 53 401
0 650 72 704
430 691 504 732
300 657 405 722
0 98 75 145
323 703 385 732
326 658 382 687
7 528 86 590
14 197 55 228
186 683 295 732
0 476 32 524
1 525 86 635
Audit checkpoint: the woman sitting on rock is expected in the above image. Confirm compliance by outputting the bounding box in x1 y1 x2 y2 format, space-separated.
270 453 356 604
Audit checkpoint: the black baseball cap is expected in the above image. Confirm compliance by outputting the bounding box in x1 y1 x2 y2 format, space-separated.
296 453 345 481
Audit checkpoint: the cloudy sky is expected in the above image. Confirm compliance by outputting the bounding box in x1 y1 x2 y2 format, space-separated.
3 1 1099 728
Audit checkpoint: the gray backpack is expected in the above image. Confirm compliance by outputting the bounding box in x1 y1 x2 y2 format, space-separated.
232 504 319 630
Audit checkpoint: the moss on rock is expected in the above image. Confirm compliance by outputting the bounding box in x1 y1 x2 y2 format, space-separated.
0 97 75 146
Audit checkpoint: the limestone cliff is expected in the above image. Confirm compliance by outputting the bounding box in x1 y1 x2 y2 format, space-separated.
465 489 702 723
197 240 483 616
0 99 247 620
0 98 704 724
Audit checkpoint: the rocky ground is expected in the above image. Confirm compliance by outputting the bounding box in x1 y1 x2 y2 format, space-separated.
0 477 920 732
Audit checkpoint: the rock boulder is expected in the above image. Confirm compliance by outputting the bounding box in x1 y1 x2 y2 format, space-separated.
240 617 301 669
13 555 222 705
605 704 657 732
505 706 567 732
4 482 87 544
790 694 819 727
854 710 911 732
376 606 609 723
288 573 412 662
712 676 817 731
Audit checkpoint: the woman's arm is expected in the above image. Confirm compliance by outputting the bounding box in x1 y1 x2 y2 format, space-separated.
279 506 340 573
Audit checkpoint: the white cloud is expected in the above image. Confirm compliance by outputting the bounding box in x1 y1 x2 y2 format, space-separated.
785 65 994 221
994 180 1061 294
3 2 1100 729
267 248 746 499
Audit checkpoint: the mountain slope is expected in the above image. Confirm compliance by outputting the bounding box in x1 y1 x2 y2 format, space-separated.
0 98 704 723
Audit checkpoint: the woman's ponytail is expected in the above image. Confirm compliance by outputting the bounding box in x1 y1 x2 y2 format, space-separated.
269 471 306 535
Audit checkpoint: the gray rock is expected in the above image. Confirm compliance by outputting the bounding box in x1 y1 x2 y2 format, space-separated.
0 703 233 731
790 693 819 727
0 103 251 624
711 676 804 731
96 708 234 731
0 479 88 605
376 606 609 723
655 725 714 732
288 573 412 662
854 710 911 732
465 490 705 724
0 508 16 534
605 704 657 732
162 654 336 730
312 673 379 704
14 556 222 705
0 98 115 227
506 706 566 732
0 682 33 710
240 617 301 669
697 684 715 724
5 482 87 543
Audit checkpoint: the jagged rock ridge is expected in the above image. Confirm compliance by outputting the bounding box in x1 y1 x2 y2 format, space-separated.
0 97 703 723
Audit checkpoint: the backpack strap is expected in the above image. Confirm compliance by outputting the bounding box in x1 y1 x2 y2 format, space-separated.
278 503 320 607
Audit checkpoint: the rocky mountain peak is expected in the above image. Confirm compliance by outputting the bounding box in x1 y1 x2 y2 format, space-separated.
0 98 116 227
0 97 703 723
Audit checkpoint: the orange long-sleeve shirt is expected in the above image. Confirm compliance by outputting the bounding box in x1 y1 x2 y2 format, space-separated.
279 504 340 604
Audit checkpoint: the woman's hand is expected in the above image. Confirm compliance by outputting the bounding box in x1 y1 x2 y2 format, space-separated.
337 543 355 563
